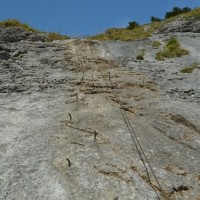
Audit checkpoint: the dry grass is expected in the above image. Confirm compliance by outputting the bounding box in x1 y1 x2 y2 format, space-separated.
0 19 37 32
88 7 200 41
0 19 70 41
183 7 200 18
89 26 151 41
164 165 173 172
47 32 70 42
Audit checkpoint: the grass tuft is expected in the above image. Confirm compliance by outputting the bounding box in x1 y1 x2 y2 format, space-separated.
155 37 189 60
0 19 37 32
155 52 165 61
136 54 144 60
180 63 198 73
0 19 71 41
47 32 70 42
152 41 161 48
136 49 145 60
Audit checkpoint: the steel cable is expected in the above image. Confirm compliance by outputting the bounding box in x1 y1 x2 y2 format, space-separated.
109 78 162 199
74 41 167 199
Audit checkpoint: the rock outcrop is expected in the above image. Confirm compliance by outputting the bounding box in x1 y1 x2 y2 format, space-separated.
0 26 47 42
0 21 200 200
156 17 200 33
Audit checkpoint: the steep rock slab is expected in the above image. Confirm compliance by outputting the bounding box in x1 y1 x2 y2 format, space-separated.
1 30 200 199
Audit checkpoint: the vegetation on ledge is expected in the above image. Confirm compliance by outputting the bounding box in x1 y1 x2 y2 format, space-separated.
0 19 37 32
165 7 191 19
88 26 151 41
155 37 189 60
180 63 198 73
0 19 70 41
88 7 200 41
152 41 161 48
47 32 70 42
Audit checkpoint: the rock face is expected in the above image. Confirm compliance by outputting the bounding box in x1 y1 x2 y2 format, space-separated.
1 25 200 200
0 27 47 42
157 17 200 33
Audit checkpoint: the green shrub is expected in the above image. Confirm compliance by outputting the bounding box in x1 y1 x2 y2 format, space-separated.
180 63 198 73
136 54 144 60
47 32 70 42
151 16 162 22
127 21 139 30
155 37 189 60
165 7 191 19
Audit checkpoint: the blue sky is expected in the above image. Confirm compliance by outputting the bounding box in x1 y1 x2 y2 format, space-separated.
0 0 199 37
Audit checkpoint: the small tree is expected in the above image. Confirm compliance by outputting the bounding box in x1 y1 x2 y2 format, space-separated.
165 6 191 19
127 21 139 30
182 7 191 13
151 16 162 22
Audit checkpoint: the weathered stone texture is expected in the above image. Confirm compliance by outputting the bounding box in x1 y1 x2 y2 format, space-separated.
1 20 200 200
